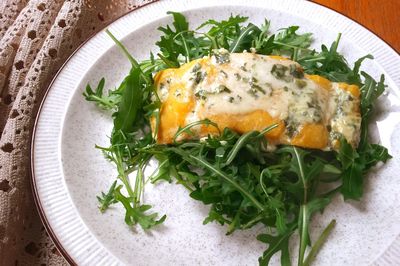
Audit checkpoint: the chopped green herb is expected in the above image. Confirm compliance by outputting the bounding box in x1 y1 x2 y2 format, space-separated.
295 79 307 88
217 84 231 93
195 90 207 100
251 83 266 94
234 73 241 80
247 88 259 98
192 63 202 72
271 64 293 82
195 71 206 84
220 70 228 78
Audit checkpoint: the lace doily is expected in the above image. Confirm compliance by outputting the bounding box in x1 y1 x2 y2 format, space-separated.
0 0 155 264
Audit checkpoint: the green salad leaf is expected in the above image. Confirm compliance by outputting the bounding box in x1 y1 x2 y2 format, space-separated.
113 68 143 132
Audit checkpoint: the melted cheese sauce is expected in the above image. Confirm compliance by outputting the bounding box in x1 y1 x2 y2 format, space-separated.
153 50 361 150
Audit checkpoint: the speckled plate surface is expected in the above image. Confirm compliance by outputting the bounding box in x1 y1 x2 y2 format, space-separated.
31 0 400 265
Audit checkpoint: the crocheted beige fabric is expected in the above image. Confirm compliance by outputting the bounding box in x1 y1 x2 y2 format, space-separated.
0 0 155 264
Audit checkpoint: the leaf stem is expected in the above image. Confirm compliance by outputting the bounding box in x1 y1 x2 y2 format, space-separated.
225 131 258 165
293 147 307 203
106 29 151 84
303 220 336 266
225 124 278 165
173 119 220 143
298 204 308 266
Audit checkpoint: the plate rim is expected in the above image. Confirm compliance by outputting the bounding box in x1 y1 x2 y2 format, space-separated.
30 0 400 264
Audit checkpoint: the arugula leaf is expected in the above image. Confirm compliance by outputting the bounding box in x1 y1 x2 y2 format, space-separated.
303 219 336 266
157 11 192 66
359 72 386 118
257 226 295 266
278 147 324 201
253 20 273 52
97 180 118 212
149 155 173 183
278 147 331 265
199 15 248 50
275 26 312 49
254 25 312 58
341 159 364 200
189 154 265 211
113 68 143 132
338 138 391 200
298 198 331 264
229 23 260 53
364 144 392 169
197 15 248 35
259 168 288 234
114 185 166 229
83 78 121 109
337 137 359 170
337 138 365 200
297 34 371 83
169 11 189 32
348 55 373 85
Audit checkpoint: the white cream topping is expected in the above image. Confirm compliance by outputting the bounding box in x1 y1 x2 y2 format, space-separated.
329 84 361 145
190 53 330 128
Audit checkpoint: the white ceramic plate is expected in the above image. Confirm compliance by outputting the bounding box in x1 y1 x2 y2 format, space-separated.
32 0 400 265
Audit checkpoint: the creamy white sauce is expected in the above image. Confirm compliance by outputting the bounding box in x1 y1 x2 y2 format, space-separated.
190 53 331 129
329 84 361 145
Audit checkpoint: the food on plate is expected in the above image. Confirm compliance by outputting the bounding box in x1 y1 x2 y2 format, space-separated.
153 52 361 150
84 12 391 266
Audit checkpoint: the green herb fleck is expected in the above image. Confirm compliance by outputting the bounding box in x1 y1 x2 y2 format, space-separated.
271 64 293 82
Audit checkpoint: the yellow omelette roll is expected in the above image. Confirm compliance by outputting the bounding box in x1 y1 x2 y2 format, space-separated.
152 50 361 150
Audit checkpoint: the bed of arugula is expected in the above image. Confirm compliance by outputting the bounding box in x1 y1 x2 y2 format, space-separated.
83 12 391 266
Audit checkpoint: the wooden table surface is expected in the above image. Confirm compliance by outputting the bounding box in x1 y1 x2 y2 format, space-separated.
312 0 400 52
